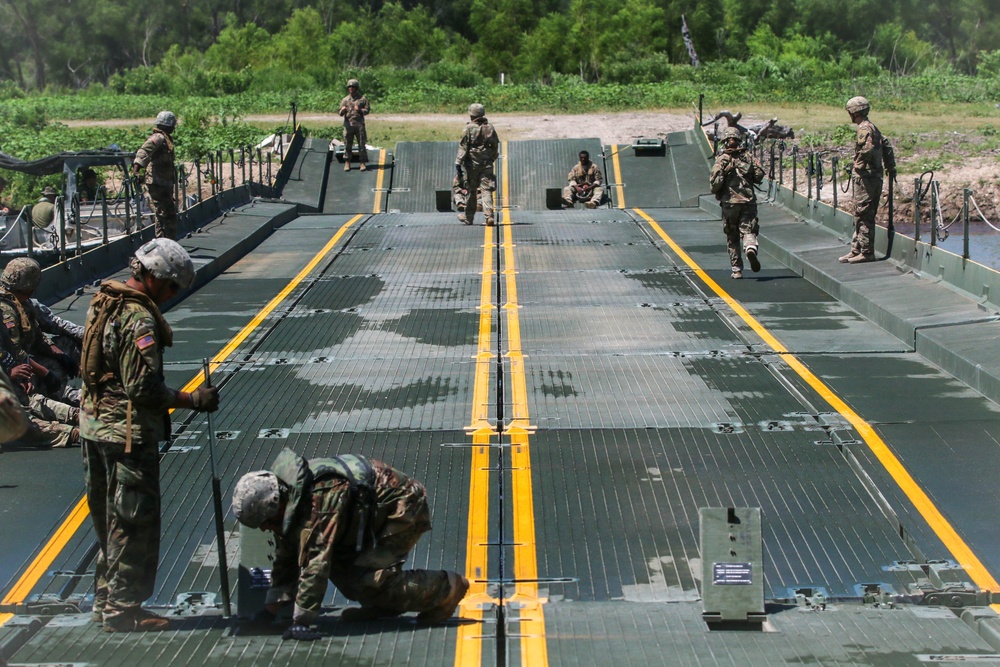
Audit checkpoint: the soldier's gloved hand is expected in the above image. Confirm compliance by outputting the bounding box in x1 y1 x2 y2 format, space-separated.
9 364 32 383
282 624 322 641
190 386 220 412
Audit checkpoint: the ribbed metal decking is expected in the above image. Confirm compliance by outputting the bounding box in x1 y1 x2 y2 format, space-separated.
2 133 1000 666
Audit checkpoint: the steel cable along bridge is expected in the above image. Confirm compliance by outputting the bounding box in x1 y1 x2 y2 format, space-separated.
3 128 1000 666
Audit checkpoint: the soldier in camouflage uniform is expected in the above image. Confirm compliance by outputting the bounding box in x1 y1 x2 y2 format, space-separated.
30 186 58 232
840 96 884 264
709 127 766 279
133 111 178 240
232 448 469 639
562 150 604 209
456 103 499 226
81 239 219 632
339 79 370 172
0 368 29 444
0 259 81 447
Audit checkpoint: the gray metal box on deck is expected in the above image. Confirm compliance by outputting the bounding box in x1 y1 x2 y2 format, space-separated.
238 525 275 618
700 507 765 624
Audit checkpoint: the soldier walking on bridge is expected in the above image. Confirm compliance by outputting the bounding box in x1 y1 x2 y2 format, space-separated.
81 239 219 632
340 79 370 172
133 111 179 240
710 127 765 279
840 96 889 264
233 448 469 638
456 103 499 226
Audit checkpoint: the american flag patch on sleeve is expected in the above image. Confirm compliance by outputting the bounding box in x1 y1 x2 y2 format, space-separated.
136 334 155 350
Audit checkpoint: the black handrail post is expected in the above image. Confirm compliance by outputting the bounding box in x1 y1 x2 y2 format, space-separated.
963 188 971 260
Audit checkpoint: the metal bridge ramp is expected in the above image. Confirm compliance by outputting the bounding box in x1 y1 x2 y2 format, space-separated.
504 138 603 212
6 130 1000 666
606 131 710 209
389 141 460 212
322 147 392 214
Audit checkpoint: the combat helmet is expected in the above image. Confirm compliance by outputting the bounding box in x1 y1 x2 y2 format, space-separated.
232 471 282 528
468 103 485 119
347 78 360 89
845 96 870 116
155 110 177 129
721 126 742 142
134 238 194 290
1 258 41 294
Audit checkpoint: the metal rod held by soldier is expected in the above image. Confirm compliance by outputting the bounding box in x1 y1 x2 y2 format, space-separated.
203 359 232 617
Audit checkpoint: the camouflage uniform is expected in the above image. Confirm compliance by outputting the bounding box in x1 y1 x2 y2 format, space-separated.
452 175 469 214
0 369 29 444
0 289 80 404
339 92 370 166
134 129 178 240
851 119 884 258
710 144 765 275
80 280 177 623
456 117 499 225
263 449 457 624
562 161 604 208
31 197 55 230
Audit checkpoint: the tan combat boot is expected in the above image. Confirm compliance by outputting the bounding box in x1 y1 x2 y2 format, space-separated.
359 163 368 171
416 572 470 625
103 607 170 633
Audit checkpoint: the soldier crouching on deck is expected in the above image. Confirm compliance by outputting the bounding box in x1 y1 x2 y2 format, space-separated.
709 126 766 279
232 448 469 639
81 238 219 632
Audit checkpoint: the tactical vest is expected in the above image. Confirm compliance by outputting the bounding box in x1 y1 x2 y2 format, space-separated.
81 280 172 395
312 454 378 552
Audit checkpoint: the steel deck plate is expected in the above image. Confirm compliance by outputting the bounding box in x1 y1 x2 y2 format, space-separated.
389 141 463 212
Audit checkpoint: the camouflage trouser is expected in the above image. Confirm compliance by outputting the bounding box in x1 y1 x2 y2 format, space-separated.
464 163 496 225
561 184 604 207
28 392 78 424
329 487 454 614
452 178 468 212
83 438 161 619
25 417 75 447
9 384 78 447
721 202 759 271
147 183 178 240
344 123 368 164
852 176 883 255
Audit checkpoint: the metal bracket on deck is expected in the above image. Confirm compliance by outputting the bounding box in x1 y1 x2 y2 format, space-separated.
792 587 828 610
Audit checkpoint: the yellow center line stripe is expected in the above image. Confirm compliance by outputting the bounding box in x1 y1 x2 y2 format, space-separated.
0 496 89 606
373 150 387 214
457 223 498 666
633 207 1000 592
501 141 548 666
611 144 626 209
0 214 367 624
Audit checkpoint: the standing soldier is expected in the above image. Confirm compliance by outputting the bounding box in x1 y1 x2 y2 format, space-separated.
339 79 370 172
709 127 765 279
841 96 886 264
455 103 499 226
81 238 219 632
232 448 469 638
562 150 604 209
133 111 178 240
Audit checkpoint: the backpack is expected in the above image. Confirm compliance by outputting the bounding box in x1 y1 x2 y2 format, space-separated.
313 454 378 552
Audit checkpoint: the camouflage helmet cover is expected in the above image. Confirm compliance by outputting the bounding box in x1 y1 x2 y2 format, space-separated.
155 110 177 128
135 238 195 289
347 78 360 88
845 96 870 115
232 471 282 528
468 103 486 118
1 258 41 293
41 186 58 197
721 127 742 141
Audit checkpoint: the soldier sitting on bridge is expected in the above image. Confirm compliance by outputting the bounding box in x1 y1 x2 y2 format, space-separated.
562 150 604 209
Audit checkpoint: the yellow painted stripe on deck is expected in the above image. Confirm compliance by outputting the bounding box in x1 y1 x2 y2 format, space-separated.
611 144 626 209
1 496 90 607
0 215 366 625
457 223 498 666
634 207 1000 593
373 150 387 214
501 208 548 665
